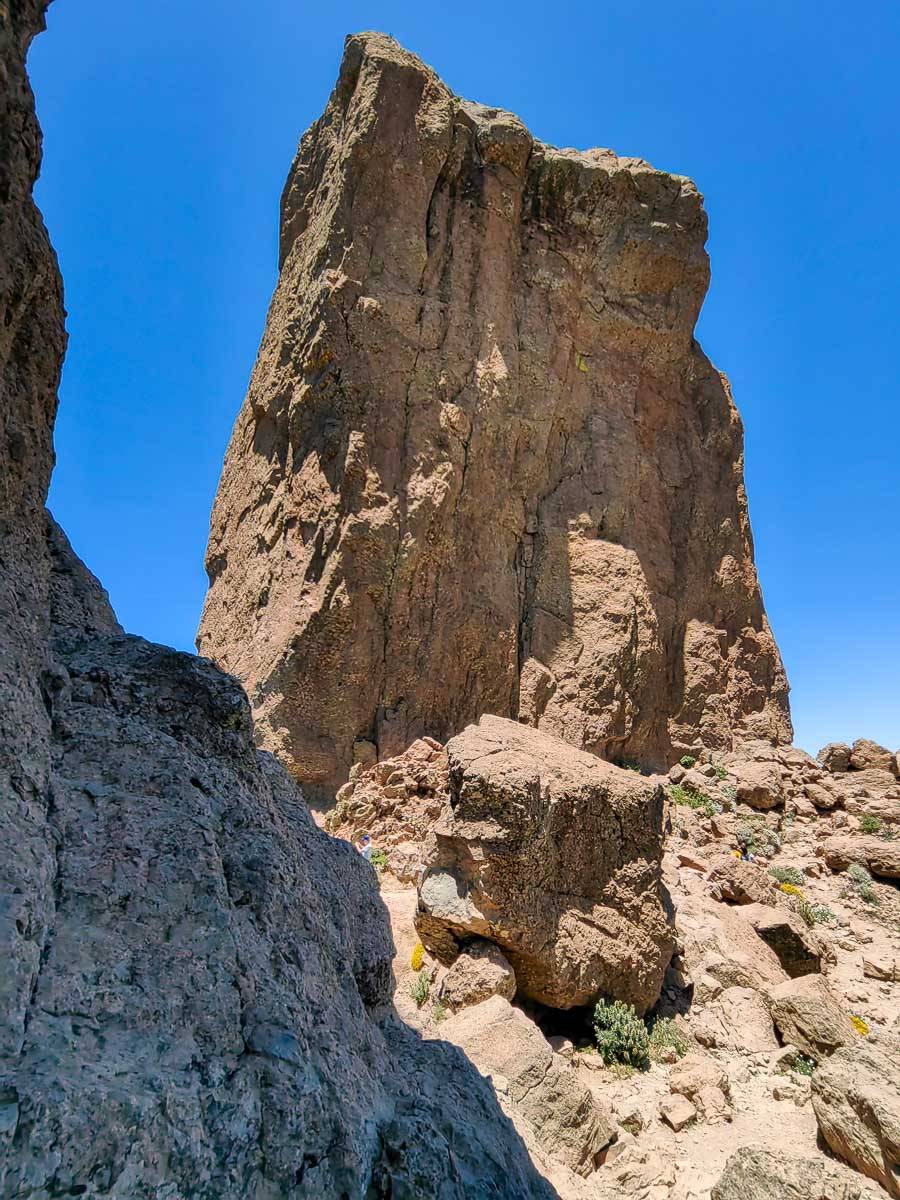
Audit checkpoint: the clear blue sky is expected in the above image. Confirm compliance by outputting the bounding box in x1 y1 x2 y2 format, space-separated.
30 1 899 756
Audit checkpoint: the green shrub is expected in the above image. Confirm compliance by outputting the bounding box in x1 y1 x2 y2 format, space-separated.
409 971 430 1008
711 762 729 781
648 1017 688 1062
736 817 781 858
432 1000 448 1023
797 899 836 927
669 784 721 819
791 1054 817 1077
679 755 697 769
846 862 879 905
769 865 805 887
593 1000 650 1070
369 848 388 873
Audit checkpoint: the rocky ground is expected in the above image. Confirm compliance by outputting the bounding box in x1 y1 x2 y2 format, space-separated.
333 733 900 1199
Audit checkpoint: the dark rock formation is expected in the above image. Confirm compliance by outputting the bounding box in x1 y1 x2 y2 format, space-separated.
198 31 791 802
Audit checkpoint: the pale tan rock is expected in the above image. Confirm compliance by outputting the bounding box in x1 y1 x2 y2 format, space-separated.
439 996 614 1176
659 1092 697 1130
695 1083 732 1123
197 31 791 801
823 834 900 879
707 858 777 905
693 986 779 1052
862 951 899 982
712 1146 863 1200
729 759 785 809
416 716 674 1011
768 975 856 1059
668 1051 730 1100
436 939 516 1011
812 1039 900 1197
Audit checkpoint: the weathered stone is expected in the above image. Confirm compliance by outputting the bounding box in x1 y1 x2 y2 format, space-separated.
729 759 785 809
768 975 856 1059
438 996 614 1177
416 715 674 1011
850 738 896 774
862 951 899 982
818 742 852 773
659 1092 696 1131
0 21 556 1197
668 1052 729 1101
812 1039 900 1197
197 31 791 801
740 902 831 977
707 858 777 905
436 939 517 1011
693 986 778 1053
823 834 900 879
712 1146 863 1200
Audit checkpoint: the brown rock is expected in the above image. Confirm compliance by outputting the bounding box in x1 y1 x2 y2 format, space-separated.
823 834 900 879
707 858 777 905
668 1051 730 1100
768 975 856 1059
197 31 791 801
812 1039 900 1197
693 986 779 1052
862 951 899 982
850 738 896 774
416 715 674 1011
729 758 785 809
438 996 614 1176
436 939 517 1011
739 902 831 977
818 742 852 773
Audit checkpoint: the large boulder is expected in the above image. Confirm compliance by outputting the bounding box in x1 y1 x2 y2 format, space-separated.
197 30 791 801
415 716 674 1011
768 975 856 1060
438 996 615 1177
712 1146 863 1200
823 834 900 880
692 986 779 1053
850 738 897 775
812 1039 900 1197
740 902 832 978
436 940 517 1011
818 742 853 773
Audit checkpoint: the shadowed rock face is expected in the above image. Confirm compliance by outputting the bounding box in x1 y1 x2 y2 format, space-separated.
198 31 791 802
0 10 555 1196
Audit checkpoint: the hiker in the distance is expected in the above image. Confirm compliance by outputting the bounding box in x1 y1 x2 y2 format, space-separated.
357 834 374 862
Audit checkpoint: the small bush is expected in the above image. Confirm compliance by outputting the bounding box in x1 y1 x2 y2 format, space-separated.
770 865 805 887
711 762 729 781
593 1000 650 1070
797 900 836 927
648 1017 688 1062
432 1000 449 1023
859 814 883 835
410 941 425 972
669 784 721 819
679 755 697 769
791 1054 817 1077
409 971 430 1008
845 862 879 905
369 848 388 873
850 1014 870 1036
737 817 781 858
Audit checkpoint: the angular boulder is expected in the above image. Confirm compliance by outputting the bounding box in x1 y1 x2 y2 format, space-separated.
197 30 791 801
812 1039 900 1197
740 902 831 978
438 996 614 1177
823 834 900 880
436 939 517 1011
850 738 897 774
415 716 674 1010
692 986 779 1053
768 975 856 1060
712 1147 863 1200
818 742 852 773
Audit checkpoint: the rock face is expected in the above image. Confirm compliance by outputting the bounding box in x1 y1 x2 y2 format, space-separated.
712 1146 864 1200
197 30 791 801
414 715 675 1011
812 1040 900 1197
823 834 900 879
767 975 856 1060
0 13 555 1197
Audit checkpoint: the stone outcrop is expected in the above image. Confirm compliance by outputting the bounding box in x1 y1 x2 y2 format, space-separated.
812 1039 900 1197
0 13 555 1197
712 1147 864 1200
414 715 674 1011
823 834 900 880
767 975 856 1060
197 30 791 801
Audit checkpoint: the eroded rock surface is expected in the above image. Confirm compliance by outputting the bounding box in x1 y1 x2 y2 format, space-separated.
414 715 675 1011
0 13 555 1197
198 30 791 801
